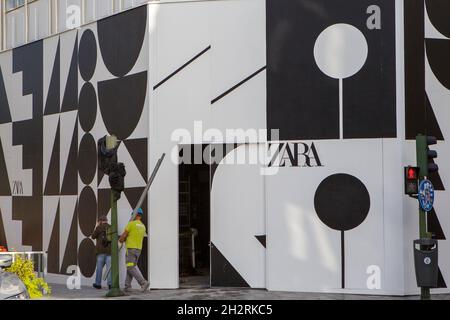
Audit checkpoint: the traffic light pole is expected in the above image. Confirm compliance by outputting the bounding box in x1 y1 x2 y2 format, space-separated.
106 135 124 298
416 134 431 300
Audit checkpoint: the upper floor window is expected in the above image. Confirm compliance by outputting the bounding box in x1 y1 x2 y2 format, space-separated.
6 0 25 11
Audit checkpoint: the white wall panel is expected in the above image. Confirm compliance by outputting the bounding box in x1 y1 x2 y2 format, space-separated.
267 140 385 293
211 144 266 288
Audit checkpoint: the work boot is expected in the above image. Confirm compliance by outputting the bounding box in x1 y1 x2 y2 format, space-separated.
124 286 132 293
141 281 150 292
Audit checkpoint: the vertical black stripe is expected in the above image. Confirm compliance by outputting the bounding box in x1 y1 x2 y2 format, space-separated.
405 0 426 139
341 231 345 289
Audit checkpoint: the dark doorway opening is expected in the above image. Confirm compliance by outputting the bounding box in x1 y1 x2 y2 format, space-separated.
179 145 210 288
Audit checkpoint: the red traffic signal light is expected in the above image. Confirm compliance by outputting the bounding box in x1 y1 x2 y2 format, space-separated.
407 167 418 180
405 166 419 195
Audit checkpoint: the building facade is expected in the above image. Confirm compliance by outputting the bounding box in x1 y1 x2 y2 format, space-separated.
0 0 449 295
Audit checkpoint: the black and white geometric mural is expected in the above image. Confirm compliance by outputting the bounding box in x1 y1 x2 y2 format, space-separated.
267 0 396 141
0 6 149 284
404 0 450 290
0 0 449 295
263 0 394 292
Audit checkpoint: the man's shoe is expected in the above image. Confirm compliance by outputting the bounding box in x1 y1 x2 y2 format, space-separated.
93 284 102 289
124 287 132 293
141 281 150 292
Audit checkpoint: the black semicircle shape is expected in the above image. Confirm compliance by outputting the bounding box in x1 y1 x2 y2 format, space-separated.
314 173 370 232
426 39 450 90
97 6 147 77
98 72 147 141
426 0 450 38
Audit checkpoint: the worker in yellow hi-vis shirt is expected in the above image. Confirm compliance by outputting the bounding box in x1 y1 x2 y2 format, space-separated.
119 208 150 292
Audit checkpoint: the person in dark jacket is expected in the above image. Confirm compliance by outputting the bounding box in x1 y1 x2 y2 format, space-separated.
91 215 112 289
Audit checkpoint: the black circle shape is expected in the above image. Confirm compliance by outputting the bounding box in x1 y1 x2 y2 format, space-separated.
79 82 97 132
314 174 370 231
78 238 96 278
78 134 97 185
79 29 97 81
78 186 97 237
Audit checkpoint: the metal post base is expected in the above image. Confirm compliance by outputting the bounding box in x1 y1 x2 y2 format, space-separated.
421 288 431 300
106 287 125 298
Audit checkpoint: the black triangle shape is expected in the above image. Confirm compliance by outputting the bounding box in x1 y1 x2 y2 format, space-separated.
0 67 11 124
123 187 148 224
60 118 78 195
123 187 146 211
47 202 60 274
0 139 11 196
423 96 445 188
437 267 447 288
211 242 250 288
44 120 60 195
60 202 78 275
97 168 105 188
0 207 8 248
44 40 60 116
61 35 78 113
429 208 446 240
124 139 148 181
255 235 266 248
425 94 444 141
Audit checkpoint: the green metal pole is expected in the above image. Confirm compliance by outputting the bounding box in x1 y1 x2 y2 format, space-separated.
106 136 124 297
416 134 431 300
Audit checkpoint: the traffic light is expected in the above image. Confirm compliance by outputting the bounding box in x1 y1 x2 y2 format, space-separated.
405 166 420 195
426 136 438 174
416 135 439 177
97 135 127 198
98 136 118 176
109 162 126 198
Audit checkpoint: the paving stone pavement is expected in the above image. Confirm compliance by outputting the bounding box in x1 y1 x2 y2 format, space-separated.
40 284 450 300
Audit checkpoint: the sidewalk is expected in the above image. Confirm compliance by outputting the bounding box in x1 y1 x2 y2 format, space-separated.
40 284 450 300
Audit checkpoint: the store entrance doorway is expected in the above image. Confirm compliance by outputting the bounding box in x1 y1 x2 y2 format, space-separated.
178 145 211 288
